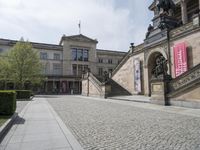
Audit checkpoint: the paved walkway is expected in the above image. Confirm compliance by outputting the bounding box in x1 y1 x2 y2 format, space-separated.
108 95 150 103
48 95 200 150
0 98 83 150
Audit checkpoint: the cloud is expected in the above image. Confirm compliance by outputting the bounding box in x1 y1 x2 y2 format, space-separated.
0 0 153 51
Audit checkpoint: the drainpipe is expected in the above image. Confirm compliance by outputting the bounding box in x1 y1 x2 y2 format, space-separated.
167 29 172 76
87 70 90 97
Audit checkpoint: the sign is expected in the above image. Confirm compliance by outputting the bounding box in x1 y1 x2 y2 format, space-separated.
134 59 141 93
173 42 188 77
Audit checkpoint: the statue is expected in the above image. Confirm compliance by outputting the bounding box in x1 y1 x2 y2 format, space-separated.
152 55 168 78
103 71 109 83
146 24 154 39
157 0 176 15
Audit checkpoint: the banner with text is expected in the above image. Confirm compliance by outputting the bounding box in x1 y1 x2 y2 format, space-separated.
173 42 188 77
134 59 141 93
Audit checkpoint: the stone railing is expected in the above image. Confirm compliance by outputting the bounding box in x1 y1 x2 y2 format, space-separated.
89 73 102 87
111 44 144 78
111 51 131 77
168 63 200 96
82 72 111 98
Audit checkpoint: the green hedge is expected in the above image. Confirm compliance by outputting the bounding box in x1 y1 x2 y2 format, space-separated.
0 91 16 115
15 90 32 99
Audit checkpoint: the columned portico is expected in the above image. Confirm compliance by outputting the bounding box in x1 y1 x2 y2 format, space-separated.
181 0 188 24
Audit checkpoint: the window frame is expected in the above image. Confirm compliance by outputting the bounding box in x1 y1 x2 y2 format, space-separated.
40 52 48 60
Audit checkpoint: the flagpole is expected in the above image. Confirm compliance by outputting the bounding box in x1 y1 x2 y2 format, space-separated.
78 20 81 34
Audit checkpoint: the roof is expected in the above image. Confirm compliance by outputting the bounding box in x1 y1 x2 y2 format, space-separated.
59 34 98 45
0 38 63 51
97 49 127 55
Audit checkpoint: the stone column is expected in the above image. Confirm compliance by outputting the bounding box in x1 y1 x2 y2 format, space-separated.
199 0 200 13
181 0 188 24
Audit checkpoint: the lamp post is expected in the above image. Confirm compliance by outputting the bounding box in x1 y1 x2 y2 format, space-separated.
130 43 135 53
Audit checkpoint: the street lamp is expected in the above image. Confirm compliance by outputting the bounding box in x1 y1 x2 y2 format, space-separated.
130 43 135 53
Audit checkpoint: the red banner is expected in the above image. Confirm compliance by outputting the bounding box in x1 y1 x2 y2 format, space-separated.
173 42 188 77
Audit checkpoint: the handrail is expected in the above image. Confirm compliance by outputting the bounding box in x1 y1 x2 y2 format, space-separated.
82 72 103 92
89 73 102 87
111 52 130 77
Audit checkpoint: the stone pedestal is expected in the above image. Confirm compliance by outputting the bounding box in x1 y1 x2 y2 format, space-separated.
150 77 170 106
101 83 111 98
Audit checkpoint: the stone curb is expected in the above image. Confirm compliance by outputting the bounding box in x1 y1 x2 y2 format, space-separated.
0 113 18 142
108 97 150 103
46 100 84 150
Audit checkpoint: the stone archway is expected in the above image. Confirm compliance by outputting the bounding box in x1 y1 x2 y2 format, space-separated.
147 52 166 96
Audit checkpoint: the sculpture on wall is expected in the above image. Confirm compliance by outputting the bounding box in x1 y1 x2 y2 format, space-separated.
157 0 176 15
152 55 168 78
146 24 154 39
103 71 109 83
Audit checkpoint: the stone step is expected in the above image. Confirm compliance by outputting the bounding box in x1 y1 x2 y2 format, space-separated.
108 95 150 103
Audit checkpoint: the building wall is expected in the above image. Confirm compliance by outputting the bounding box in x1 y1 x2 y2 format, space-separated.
112 52 145 95
0 36 126 86
39 49 63 75
62 40 97 76
96 50 125 76
170 31 200 78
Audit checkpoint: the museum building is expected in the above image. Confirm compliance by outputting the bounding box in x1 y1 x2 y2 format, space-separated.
82 0 200 108
0 34 126 94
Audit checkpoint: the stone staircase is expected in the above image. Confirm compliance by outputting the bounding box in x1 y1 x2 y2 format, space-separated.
168 63 200 97
167 63 200 108
107 79 131 97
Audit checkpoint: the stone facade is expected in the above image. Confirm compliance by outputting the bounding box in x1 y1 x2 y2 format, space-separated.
0 34 126 94
110 0 200 108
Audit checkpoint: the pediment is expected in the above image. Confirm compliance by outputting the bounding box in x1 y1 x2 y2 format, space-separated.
62 34 98 43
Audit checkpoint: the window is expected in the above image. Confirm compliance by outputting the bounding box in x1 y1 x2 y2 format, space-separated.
98 68 103 76
83 65 88 72
71 48 88 62
98 58 103 63
40 52 48 60
54 53 60 60
108 68 113 73
118 60 121 64
72 48 77 61
0 48 3 53
83 49 89 61
77 49 83 61
72 64 77 75
53 64 62 75
108 59 112 64
72 64 88 76
78 65 83 75
42 63 50 75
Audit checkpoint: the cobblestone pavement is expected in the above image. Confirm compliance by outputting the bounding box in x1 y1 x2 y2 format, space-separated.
47 96 200 150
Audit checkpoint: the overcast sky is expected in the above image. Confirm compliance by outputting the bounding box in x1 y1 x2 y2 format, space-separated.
0 0 153 51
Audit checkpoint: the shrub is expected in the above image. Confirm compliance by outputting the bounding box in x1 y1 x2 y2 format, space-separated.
15 90 32 100
0 91 16 115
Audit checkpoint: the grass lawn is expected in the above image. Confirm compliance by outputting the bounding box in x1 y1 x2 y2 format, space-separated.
0 116 11 127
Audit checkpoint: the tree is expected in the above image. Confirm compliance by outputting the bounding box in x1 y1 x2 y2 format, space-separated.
5 40 42 89
0 56 12 89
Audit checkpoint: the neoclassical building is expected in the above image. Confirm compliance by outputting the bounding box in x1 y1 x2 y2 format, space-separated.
82 0 200 108
0 34 126 94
